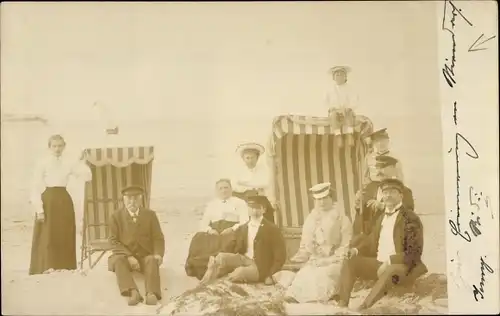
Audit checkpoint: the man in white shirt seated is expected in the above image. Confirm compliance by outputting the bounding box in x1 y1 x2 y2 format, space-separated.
335 178 427 311
185 179 249 280
200 195 287 285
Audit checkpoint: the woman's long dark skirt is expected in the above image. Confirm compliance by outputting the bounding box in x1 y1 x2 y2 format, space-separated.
185 220 239 280
29 187 77 275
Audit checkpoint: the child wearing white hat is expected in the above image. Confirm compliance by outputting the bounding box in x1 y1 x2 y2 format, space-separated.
325 65 359 147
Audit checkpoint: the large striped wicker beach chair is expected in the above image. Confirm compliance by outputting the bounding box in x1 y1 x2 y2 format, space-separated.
80 146 154 269
268 115 373 270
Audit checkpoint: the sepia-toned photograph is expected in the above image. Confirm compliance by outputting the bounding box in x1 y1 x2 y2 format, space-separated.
1 2 497 315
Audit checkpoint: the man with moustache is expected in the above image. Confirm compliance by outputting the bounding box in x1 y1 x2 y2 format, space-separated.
336 178 427 311
200 195 287 285
363 128 404 184
352 155 414 242
108 185 165 306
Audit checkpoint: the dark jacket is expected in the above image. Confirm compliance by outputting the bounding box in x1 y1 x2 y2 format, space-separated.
108 207 165 271
230 218 287 281
354 180 414 235
353 205 427 276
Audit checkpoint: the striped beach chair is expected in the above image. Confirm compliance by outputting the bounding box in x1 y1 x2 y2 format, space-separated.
268 115 373 269
80 146 154 269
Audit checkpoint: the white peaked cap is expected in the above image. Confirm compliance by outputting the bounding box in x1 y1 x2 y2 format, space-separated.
309 182 332 199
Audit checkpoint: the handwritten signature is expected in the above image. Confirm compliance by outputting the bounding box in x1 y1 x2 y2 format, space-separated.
448 102 479 243
441 0 473 88
472 256 494 301
468 186 494 237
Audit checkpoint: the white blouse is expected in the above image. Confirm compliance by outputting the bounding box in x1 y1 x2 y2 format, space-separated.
30 154 92 210
232 163 274 200
325 83 360 111
200 196 249 232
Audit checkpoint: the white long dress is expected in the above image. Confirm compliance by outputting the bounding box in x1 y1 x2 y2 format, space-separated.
285 205 352 303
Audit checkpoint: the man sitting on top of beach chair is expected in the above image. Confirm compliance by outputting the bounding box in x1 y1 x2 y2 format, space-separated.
200 195 287 286
108 185 165 306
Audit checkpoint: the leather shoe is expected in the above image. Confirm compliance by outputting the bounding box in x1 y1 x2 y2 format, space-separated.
145 293 158 305
127 289 142 306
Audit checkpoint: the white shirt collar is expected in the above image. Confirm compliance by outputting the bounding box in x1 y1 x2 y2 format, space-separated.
127 207 140 217
249 216 263 227
385 202 403 215
219 197 231 203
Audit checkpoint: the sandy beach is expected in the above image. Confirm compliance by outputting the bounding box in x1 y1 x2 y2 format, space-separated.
1 190 447 316
1 120 447 315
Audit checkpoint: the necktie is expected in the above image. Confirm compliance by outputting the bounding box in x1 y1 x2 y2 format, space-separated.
131 211 138 222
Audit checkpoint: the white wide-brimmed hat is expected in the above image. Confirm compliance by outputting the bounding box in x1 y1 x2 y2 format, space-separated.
309 182 332 199
328 65 352 75
235 142 265 157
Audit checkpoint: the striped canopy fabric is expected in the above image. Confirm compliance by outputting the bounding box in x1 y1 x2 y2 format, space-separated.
269 115 373 229
83 146 154 243
85 146 154 167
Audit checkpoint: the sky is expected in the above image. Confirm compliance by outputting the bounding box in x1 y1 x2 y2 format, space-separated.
1 2 445 212
2 2 435 122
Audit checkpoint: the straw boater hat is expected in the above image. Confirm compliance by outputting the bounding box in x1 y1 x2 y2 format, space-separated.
329 65 352 75
235 142 265 157
309 182 333 199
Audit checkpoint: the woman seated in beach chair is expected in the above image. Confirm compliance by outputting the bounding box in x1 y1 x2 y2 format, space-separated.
284 183 352 303
185 179 248 280
231 142 276 223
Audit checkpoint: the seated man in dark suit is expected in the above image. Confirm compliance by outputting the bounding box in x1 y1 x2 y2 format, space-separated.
200 195 287 285
337 178 427 311
108 185 166 306
352 155 415 239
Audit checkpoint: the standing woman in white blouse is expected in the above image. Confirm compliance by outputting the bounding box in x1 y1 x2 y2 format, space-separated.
29 135 92 275
232 142 275 224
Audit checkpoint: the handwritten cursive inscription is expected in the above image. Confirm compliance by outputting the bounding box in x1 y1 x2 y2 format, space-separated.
441 0 473 88
469 186 492 215
472 256 494 301
448 102 480 242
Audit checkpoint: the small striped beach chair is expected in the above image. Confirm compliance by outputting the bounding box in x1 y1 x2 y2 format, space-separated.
80 146 154 269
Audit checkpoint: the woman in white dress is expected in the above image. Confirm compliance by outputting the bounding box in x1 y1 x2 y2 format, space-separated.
285 182 352 303
231 142 275 223
29 135 92 275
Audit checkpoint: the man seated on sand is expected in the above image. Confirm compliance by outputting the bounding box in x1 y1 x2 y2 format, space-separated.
200 195 287 286
335 178 428 311
108 185 165 306
185 179 249 280
352 155 414 239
